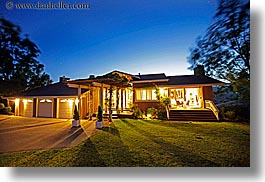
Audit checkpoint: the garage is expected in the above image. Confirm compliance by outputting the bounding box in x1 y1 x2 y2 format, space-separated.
38 99 53 118
22 99 33 117
58 98 74 119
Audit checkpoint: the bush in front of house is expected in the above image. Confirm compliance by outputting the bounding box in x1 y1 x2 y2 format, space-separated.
157 106 167 120
131 104 143 119
147 107 158 119
0 103 13 115
0 103 4 109
219 104 250 122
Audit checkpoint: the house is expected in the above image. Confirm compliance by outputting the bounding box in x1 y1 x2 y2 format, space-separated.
9 66 223 120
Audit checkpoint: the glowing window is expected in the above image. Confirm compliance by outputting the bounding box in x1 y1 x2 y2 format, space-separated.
146 90 152 100
141 90 146 100
136 89 141 100
152 90 157 100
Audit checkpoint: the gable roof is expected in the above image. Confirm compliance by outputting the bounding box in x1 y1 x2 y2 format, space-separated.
21 82 88 97
136 73 167 81
164 75 223 86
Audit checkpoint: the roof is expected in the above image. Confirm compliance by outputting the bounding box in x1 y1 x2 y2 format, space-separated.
134 73 167 81
164 75 224 86
21 82 88 97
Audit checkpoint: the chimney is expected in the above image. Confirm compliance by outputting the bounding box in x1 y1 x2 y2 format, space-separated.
194 65 205 76
89 75 95 79
59 76 70 83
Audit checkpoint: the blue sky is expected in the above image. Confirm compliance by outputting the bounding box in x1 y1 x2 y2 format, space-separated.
1 0 217 81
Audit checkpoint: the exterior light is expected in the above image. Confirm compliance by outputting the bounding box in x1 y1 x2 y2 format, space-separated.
15 98 20 105
75 98 79 106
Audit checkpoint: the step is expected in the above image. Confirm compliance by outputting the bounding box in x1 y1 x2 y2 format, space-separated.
169 110 217 121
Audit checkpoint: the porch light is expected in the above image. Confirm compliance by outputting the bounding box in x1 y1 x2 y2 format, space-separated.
15 98 20 105
75 98 79 106
68 99 74 103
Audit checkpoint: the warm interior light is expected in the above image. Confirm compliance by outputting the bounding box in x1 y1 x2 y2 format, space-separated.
160 88 165 96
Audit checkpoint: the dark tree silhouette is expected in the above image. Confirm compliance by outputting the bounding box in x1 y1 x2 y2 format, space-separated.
0 18 52 96
187 0 250 102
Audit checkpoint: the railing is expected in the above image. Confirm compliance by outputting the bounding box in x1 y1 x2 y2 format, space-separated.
205 100 219 120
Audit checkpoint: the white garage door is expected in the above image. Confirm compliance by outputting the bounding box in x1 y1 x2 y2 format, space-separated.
38 99 53 118
59 99 74 119
23 99 33 117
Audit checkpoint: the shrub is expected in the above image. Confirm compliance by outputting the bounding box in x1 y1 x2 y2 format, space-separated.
147 107 158 119
0 106 12 114
225 111 236 120
131 104 143 119
218 104 250 122
0 103 5 109
73 105 79 120
157 106 167 120
97 105 103 121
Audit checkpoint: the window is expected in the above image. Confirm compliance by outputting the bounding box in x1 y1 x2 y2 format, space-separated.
152 90 157 100
142 90 147 100
136 89 158 101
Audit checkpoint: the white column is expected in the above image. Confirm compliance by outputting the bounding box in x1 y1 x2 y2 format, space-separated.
100 83 103 109
78 85 81 113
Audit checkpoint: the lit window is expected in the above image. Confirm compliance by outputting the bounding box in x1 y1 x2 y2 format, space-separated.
146 90 152 100
136 89 141 100
141 90 146 100
152 90 157 100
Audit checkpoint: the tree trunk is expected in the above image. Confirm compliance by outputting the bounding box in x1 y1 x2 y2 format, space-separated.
166 106 170 120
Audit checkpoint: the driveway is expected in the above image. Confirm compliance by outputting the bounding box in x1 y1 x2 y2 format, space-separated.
0 115 97 153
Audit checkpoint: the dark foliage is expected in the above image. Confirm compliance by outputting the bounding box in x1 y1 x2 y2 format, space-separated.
0 18 52 96
187 0 250 103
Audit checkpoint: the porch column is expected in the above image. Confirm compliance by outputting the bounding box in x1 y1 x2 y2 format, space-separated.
15 98 19 116
100 83 103 109
78 85 81 113
121 89 124 112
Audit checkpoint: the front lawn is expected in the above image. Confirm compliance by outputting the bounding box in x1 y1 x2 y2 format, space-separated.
0 119 250 167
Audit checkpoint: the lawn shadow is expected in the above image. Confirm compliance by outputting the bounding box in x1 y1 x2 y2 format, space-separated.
121 119 221 167
101 125 121 138
100 124 146 166
53 126 85 148
72 138 106 167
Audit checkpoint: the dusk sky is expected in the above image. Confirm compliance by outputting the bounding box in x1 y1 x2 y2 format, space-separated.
1 0 217 81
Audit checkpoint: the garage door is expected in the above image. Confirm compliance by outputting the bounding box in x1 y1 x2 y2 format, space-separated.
23 99 33 117
38 99 53 118
59 98 74 119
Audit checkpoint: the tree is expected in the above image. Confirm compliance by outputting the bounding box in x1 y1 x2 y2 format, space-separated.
0 18 52 96
187 0 250 102
155 87 170 120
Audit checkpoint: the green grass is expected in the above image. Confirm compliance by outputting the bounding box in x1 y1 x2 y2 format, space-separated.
0 119 250 167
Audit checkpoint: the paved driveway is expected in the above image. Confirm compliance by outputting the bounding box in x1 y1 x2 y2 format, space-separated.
0 115 97 153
